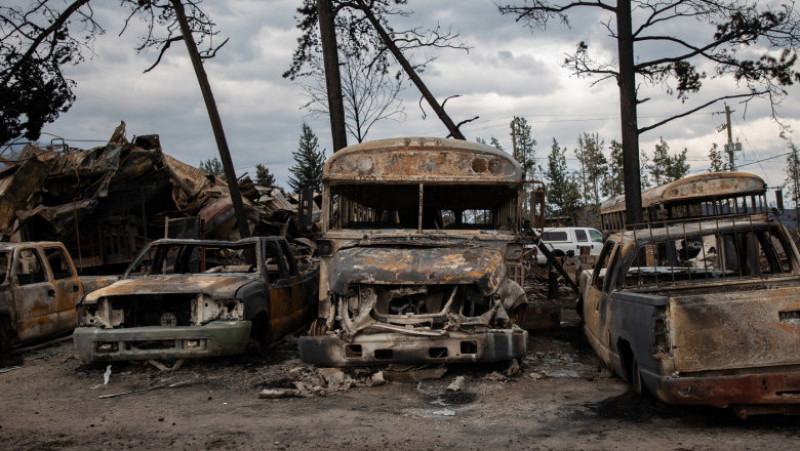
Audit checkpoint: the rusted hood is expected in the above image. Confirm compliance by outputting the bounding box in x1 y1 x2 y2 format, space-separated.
84 275 256 303
329 246 505 296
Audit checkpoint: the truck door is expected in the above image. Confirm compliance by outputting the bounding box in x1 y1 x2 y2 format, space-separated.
583 240 620 365
43 246 82 336
264 241 294 339
278 240 310 325
11 247 58 344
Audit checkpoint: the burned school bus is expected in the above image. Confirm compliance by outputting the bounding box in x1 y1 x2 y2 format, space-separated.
299 137 533 366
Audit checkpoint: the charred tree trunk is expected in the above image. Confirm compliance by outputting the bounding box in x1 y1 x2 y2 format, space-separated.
317 0 348 152
171 0 250 239
616 0 643 226
357 1 465 140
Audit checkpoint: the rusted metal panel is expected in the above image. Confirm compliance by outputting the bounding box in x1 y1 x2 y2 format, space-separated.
329 246 506 296
601 171 767 215
0 159 49 237
670 287 800 373
0 242 99 351
300 329 528 367
657 369 800 408
324 137 523 184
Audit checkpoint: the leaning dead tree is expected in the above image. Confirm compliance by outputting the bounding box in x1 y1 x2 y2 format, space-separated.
286 0 472 144
500 0 800 225
1 0 250 238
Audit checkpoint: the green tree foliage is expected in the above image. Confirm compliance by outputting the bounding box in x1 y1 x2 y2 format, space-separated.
575 132 608 212
648 138 690 185
649 138 670 186
476 136 504 151
605 140 624 197
289 123 326 194
500 1 800 225
708 143 729 172
785 143 800 217
200 157 225 179
510 116 537 180
640 150 653 189
255 164 276 187
666 147 690 181
544 138 582 221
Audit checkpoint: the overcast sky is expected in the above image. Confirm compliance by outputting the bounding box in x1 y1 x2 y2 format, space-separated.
36 0 800 203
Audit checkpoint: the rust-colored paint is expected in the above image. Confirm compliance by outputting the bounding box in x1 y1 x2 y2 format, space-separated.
582 214 800 414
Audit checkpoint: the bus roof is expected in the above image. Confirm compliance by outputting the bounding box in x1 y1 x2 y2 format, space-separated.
323 137 523 184
601 171 767 214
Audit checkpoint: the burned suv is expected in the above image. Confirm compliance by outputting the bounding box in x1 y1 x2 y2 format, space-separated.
74 237 317 362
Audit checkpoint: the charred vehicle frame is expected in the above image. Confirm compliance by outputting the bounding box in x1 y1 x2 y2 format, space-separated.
299 137 539 366
74 236 317 362
583 172 800 417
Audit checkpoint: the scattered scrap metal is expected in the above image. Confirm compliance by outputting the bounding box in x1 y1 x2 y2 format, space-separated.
0 124 313 275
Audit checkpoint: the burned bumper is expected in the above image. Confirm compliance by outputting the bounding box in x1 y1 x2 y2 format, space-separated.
73 321 252 362
650 368 800 410
298 329 528 367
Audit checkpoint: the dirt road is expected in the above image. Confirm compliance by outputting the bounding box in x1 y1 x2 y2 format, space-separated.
1 317 799 450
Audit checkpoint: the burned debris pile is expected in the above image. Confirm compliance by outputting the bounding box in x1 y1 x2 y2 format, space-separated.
0 128 311 274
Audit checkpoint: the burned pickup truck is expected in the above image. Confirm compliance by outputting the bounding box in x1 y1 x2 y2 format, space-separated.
582 210 800 417
299 137 533 366
73 237 318 362
0 241 115 354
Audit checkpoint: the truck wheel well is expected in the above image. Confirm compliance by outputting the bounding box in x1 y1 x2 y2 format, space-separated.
617 338 647 396
0 313 15 355
617 339 634 382
250 311 273 357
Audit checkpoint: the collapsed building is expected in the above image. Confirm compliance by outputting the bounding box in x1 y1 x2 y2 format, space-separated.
0 126 308 274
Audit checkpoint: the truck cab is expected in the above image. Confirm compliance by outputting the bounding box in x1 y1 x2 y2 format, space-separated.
0 242 83 352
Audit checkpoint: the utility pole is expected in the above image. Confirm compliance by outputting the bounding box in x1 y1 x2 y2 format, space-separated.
723 103 741 170
510 119 517 161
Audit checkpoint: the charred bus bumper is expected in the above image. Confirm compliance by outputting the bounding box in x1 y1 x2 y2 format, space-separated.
299 328 527 367
73 321 252 362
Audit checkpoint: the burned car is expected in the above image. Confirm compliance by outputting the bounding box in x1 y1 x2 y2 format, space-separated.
0 241 115 354
299 137 533 366
73 237 318 362
584 173 800 417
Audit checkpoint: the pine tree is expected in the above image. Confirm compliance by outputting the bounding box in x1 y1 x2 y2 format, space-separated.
544 138 582 221
289 123 326 194
605 140 624 197
200 157 225 180
708 143 728 172
648 138 690 184
649 138 670 186
785 143 800 232
255 164 276 187
574 132 608 212
665 147 690 181
510 116 537 180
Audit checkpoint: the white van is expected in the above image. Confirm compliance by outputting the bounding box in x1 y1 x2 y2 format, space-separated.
528 227 604 265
